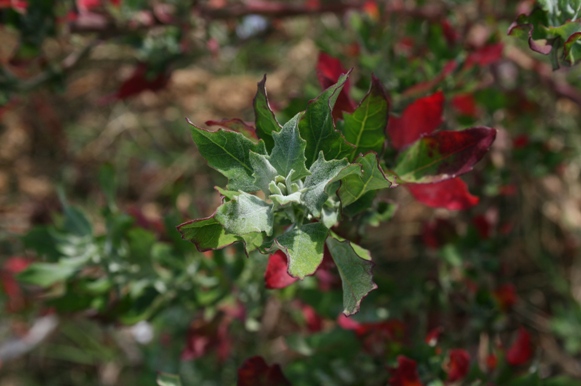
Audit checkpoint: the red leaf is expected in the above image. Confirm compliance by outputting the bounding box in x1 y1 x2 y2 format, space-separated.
265 251 298 289
316 52 355 120
446 349 470 382
387 91 444 150
338 316 406 355
421 218 456 249
181 314 232 362
465 43 504 68
0 0 27 10
389 356 423 386
452 93 478 117
507 327 533 366
206 118 257 138
407 178 479 210
512 134 529 149
237 356 291 386
99 63 170 105
441 20 459 45
493 283 517 312
298 302 323 332
1 257 32 312
425 326 443 346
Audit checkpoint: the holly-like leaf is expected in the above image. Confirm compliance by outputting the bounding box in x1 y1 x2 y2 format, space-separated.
269 113 310 181
316 52 356 120
326 236 377 316
406 177 479 210
237 356 291 386
299 74 355 167
275 223 328 279
249 152 278 194
254 75 282 151
338 153 392 207
177 215 240 252
265 250 299 289
302 152 349 217
393 127 496 184
157 373 182 386
216 192 274 236
342 76 389 160
387 91 444 150
188 120 267 192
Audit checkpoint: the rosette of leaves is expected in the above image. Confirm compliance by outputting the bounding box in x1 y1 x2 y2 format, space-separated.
178 72 496 315
509 0 581 68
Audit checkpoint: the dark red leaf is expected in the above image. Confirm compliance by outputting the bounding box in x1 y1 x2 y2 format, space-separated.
493 283 517 312
421 218 457 249
507 327 533 366
1 257 32 312
446 349 470 382
206 118 257 137
465 43 504 68
512 134 530 149
452 93 478 117
425 326 443 346
486 353 498 371
0 0 27 10
338 315 405 355
389 356 423 386
472 214 492 239
441 20 459 45
181 313 232 362
237 356 291 386
99 63 170 105
265 251 298 289
407 178 479 210
315 245 340 291
316 52 355 120
387 91 444 150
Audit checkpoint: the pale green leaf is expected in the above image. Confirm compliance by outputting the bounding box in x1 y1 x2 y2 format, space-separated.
299 73 355 167
270 113 311 181
157 373 182 386
188 120 266 192
276 223 329 279
326 236 377 316
249 151 278 194
338 153 392 207
302 152 349 217
17 263 77 287
216 192 274 236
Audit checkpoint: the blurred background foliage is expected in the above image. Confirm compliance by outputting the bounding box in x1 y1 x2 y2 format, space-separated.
1 0 581 385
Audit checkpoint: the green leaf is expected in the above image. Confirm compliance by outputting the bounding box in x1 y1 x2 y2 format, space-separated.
276 223 329 279
341 76 389 161
216 192 274 236
270 112 311 181
299 73 355 167
249 151 278 194
338 153 392 207
253 75 282 151
17 263 77 287
177 215 240 251
302 152 349 217
157 373 183 386
188 120 266 192
326 236 377 316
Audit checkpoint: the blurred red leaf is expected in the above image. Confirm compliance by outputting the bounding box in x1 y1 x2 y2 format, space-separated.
0 0 27 10
265 250 298 289
425 326 443 346
407 178 479 210
422 218 457 249
512 134 530 149
507 327 533 366
316 52 355 120
338 315 405 354
387 91 444 150
441 20 459 45
465 43 503 68
446 349 470 382
1 256 32 312
493 283 517 312
181 313 232 362
237 356 291 386
472 214 492 239
486 353 498 371
452 93 478 117
99 63 170 105
389 356 423 386
298 302 323 332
